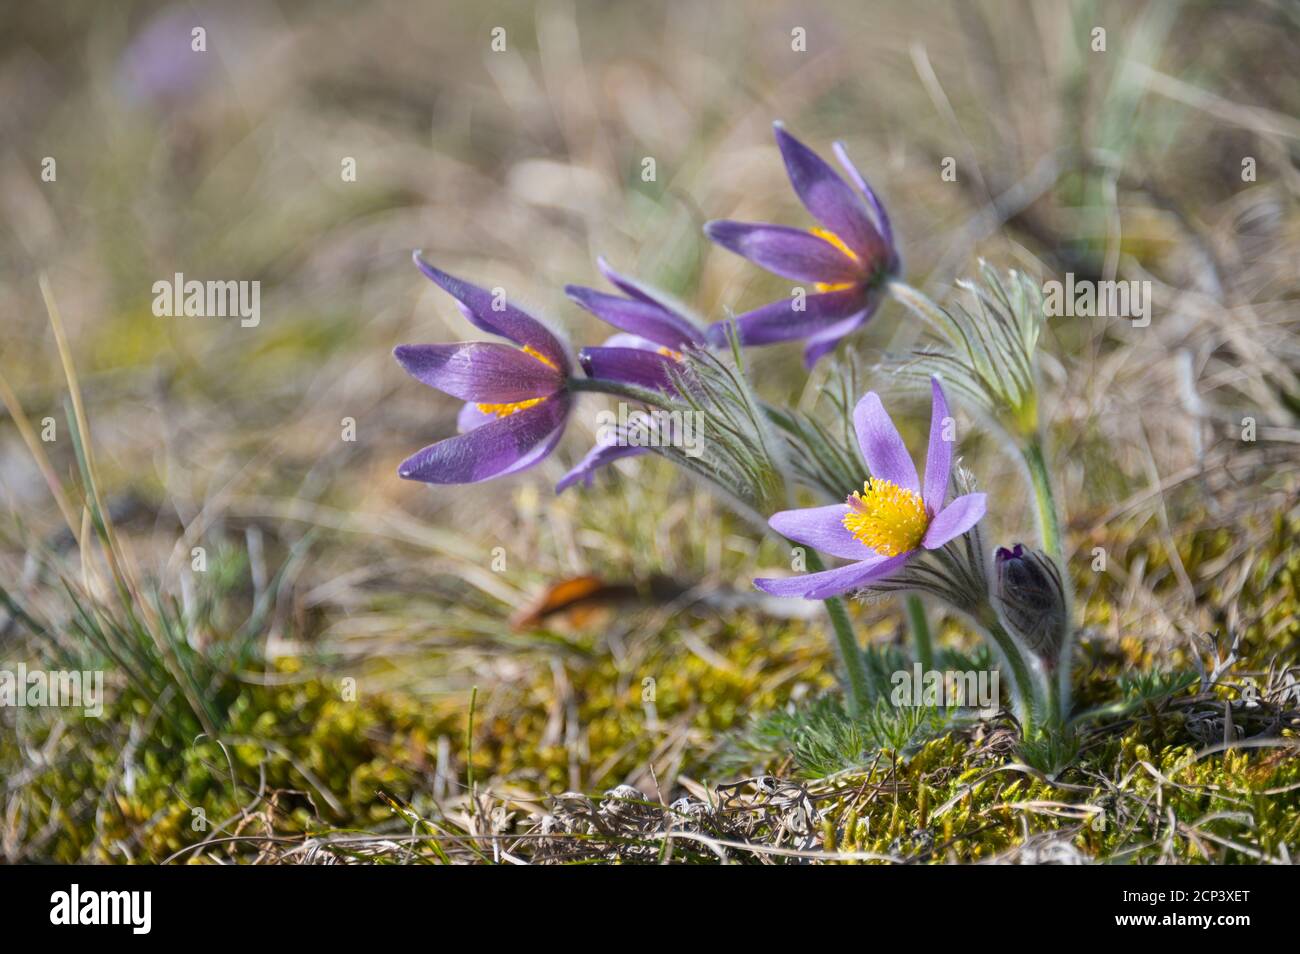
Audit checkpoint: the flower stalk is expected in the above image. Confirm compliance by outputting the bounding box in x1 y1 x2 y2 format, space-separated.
904 594 933 672
804 549 872 717
1021 437 1064 561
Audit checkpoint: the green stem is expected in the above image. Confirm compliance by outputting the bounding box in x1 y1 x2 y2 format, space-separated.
1022 437 1064 561
1046 667 1063 730
803 549 871 717
977 608 1041 737
905 595 933 672
566 375 677 410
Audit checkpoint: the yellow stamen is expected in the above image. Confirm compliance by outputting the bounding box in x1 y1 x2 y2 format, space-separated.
808 227 862 293
521 344 558 370
475 345 556 418
656 346 683 360
841 479 928 557
476 396 545 419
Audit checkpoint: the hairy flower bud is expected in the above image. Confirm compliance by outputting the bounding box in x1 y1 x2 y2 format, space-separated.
994 544 1069 662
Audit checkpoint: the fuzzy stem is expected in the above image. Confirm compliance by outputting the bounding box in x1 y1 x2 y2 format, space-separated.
1022 437 1064 561
565 376 677 410
803 550 872 717
1046 666 1063 729
905 594 934 672
975 607 1041 737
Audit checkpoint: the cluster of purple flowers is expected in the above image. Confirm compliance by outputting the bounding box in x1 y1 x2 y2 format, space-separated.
395 121 1075 742
395 124 899 502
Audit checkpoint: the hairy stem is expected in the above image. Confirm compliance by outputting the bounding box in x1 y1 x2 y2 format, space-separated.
803 549 872 717
905 595 934 672
1022 437 1064 561
976 607 1041 736
565 375 677 410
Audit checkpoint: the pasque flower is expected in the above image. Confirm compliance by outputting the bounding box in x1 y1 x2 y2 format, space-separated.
393 252 574 484
556 260 708 493
705 123 899 367
755 378 986 598
994 543 1070 663
566 257 707 393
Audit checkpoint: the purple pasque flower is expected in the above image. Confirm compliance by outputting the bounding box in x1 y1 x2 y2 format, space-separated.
393 252 574 484
755 377 986 599
704 123 899 368
555 260 707 493
565 258 707 394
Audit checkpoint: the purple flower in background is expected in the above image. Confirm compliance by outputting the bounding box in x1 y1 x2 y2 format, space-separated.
394 252 574 484
755 378 985 599
556 260 706 493
705 123 899 367
566 258 706 394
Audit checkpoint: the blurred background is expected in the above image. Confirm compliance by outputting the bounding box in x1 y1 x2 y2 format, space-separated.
0 0 1296 862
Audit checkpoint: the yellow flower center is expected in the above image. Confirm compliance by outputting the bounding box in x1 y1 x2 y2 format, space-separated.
475 396 545 418
841 479 929 557
475 345 556 418
657 346 683 360
809 227 861 293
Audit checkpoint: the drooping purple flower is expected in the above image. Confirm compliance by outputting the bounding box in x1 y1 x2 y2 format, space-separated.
566 258 707 394
394 252 574 484
755 377 986 599
555 260 708 492
705 123 899 368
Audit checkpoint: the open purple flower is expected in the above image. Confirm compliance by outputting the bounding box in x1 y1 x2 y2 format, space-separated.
705 123 899 367
394 252 574 484
556 259 706 492
755 378 985 599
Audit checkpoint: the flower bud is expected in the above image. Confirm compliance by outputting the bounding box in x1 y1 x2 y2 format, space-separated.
994 544 1069 662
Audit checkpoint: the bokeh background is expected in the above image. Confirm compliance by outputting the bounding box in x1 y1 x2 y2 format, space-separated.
1 0 1297 862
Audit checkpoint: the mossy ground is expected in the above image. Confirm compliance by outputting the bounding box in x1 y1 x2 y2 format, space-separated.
4 458 1294 863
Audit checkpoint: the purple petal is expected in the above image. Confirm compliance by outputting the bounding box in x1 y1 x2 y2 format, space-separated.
555 434 650 493
393 343 561 403
565 285 699 349
922 493 987 549
705 286 867 347
595 259 705 334
704 221 864 284
580 346 681 392
853 392 920 493
755 551 912 600
412 253 571 373
832 141 895 251
597 258 695 320
398 395 570 484
457 402 493 432
800 298 876 368
602 332 661 350
769 504 870 561
773 123 886 264
799 285 883 367
597 257 658 304
923 376 953 512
